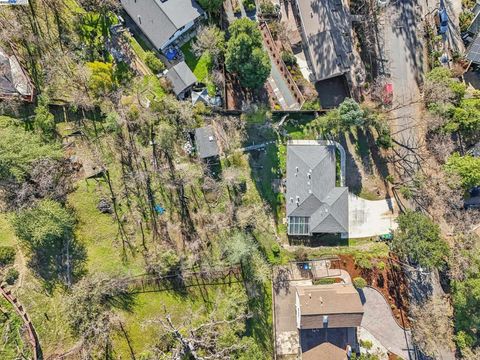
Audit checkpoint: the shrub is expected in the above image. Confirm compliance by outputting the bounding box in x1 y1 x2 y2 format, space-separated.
144 51 165 74
260 0 277 16
355 254 373 270
0 247 15 267
271 243 281 257
376 261 386 271
353 277 367 289
4 268 19 285
281 51 297 66
359 339 373 350
313 278 336 285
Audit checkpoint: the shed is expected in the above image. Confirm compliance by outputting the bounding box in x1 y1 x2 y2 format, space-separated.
166 61 197 99
0 47 34 102
194 125 219 159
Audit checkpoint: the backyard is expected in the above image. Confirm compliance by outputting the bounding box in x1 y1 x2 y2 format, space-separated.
181 40 216 95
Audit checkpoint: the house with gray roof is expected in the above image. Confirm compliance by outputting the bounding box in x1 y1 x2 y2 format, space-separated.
194 125 219 160
293 0 352 82
286 140 348 236
166 61 197 99
121 0 206 51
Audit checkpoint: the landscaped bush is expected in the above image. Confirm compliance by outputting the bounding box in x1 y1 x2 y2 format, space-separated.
313 278 337 285
260 0 277 16
271 243 281 257
353 277 367 289
359 339 373 349
376 261 386 271
281 51 297 66
243 0 256 12
460 11 474 33
4 268 19 285
355 254 373 270
144 51 165 74
0 247 16 267
294 247 308 261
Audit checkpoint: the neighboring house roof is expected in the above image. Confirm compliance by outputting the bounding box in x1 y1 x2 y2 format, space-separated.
0 47 33 100
466 33 480 64
296 284 363 329
294 0 352 81
286 141 348 235
195 125 219 159
120 0 204 50
302 342 347 360
166 61 197 96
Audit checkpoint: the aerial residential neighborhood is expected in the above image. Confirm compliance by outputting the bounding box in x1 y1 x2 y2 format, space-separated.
0 0 479 359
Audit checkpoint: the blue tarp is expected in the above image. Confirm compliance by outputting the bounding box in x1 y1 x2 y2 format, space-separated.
164 48 178 61
154 205 165 214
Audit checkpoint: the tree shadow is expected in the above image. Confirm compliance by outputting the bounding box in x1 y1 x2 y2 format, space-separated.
288 233 348 247
338 133 363 194
29 237 88 293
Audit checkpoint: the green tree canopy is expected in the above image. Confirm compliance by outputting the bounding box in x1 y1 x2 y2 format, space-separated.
424 67 466 105
198 0 223 14
225 19 270 89
86 61 116 97
338 98 366 128
392 210 449 269
0 125 61 181
445 153 480 189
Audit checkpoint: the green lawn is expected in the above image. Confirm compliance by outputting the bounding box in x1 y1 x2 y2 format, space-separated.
181 40 216 95
0 214 16 247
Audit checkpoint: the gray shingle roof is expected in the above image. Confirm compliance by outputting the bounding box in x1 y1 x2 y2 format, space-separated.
286 141 348 234
195 125 219 159
294 0 352 81
166 61 197 96
0 47 32 97
121 0 205 50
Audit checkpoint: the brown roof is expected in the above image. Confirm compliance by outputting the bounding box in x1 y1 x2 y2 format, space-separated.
302 343 347 360
297 284 364 315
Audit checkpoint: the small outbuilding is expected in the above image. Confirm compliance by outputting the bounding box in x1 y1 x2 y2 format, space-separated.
194 125 219 160
166 61 197 99
0 47 34 102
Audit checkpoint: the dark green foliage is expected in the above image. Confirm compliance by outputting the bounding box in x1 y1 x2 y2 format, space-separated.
4 268 19 285
0 247 16 268
198 0 223 14
281 51 296 66
225 19 271 89
392 211 448 269
12 200 86 287
77 11 117 60
144 52 165 74
34 95 56 140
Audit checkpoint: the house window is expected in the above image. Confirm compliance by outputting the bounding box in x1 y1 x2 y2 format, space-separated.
288 216 310 235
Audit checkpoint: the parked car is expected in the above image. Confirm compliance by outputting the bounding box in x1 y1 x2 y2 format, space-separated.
438 8 449 35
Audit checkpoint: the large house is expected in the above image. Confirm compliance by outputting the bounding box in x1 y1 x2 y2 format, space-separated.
295 283 363 359
286 140 348 237
121 0 206 51
293 0 352 82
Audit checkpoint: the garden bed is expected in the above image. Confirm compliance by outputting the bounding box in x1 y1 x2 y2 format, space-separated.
332 254 411 329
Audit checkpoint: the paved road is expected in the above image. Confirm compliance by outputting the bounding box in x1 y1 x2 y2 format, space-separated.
360 287 413 359
383 0 425 177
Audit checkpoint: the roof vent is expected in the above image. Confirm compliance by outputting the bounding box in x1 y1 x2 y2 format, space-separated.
296 166 299 172
290 197 294 203
296 196 300 205
208 136 214 142
323 315 328 324
308 189 312 194
308 293 312 299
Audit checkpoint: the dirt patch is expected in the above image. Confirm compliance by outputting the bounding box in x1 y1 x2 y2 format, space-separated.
224 72 271 110
332 254 411 329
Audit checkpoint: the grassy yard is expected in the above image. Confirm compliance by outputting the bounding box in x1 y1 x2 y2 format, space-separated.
181 40 216 95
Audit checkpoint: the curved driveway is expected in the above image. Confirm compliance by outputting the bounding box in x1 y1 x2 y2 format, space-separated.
360 287 413 360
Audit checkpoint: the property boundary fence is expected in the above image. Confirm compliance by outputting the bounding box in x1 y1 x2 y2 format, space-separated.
0 284 42 360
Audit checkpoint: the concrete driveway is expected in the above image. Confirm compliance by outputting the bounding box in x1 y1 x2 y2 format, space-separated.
348 194 397 238
360 287 413 359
